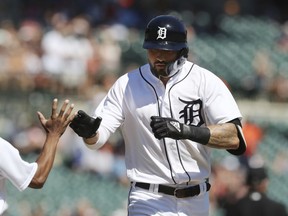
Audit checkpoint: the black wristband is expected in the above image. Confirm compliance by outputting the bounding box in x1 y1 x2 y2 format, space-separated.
181 124 210 145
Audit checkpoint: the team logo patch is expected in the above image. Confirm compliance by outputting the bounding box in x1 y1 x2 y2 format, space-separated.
179 98 205 126
170 121 181 132
157 26 167 39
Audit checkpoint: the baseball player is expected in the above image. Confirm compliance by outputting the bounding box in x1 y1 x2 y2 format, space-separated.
0 98 75 215
70 15 247 216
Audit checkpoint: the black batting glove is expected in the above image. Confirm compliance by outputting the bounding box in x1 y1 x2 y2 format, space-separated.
150 116 210 144
69 110 102 138
150 116 184 140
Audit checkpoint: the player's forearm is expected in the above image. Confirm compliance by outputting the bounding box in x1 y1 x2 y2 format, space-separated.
206 123 239 149
83 129 110 150
29 134 60 189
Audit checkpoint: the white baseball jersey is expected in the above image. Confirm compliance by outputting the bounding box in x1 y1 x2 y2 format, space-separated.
89 60 242 185
0 137 37 215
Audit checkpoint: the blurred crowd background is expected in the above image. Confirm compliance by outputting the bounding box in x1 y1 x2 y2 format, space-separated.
0 0 288 215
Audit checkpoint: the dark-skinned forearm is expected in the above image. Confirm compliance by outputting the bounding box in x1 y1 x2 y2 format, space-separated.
29 134 60 188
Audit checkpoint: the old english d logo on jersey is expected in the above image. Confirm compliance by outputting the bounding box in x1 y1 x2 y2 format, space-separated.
157 26 167 39
179 98 204 126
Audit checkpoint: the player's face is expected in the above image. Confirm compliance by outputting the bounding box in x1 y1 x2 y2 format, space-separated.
147 49 178 77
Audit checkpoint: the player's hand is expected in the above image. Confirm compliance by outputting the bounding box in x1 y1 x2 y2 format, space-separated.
150 116 183 140
37 98 75 136
69 110 102 138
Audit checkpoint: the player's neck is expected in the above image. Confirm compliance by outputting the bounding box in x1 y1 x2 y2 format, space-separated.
159 75 170 86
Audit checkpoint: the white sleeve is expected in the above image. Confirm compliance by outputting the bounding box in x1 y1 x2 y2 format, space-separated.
0 138 38 191
88 77 125 150
202 70 242 124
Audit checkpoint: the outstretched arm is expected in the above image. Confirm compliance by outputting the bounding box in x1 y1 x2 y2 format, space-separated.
29 98 75 188
69 110 102 146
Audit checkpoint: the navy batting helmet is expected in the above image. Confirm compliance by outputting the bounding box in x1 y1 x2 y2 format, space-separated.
143 15 188 54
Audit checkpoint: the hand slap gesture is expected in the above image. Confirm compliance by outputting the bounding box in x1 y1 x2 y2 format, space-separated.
37 98 76 136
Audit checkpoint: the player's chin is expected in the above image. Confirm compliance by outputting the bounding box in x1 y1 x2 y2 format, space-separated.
150 64 167 77
153 66 166 75
157 70 168 77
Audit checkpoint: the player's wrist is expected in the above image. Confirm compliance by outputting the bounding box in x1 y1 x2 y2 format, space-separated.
181 124 210 144
83 132 98 145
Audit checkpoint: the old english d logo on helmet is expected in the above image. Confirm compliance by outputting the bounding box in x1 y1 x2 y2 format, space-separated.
157 27 167 39
143 15 188 51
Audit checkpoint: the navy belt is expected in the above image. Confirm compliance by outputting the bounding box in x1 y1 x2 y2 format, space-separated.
134 182 211 198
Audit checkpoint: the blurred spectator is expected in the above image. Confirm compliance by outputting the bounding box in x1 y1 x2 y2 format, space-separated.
41 12 72 92
272 150 288 175
17 20 44 90
87 71 118 105
55 198 100 216
42 13 94 94
210 156 246 215
59 15 94 95
96 25 123 74
72 198 100 216
79 141 115 178
242 120 264 159
11 124 46 154
111 200 128 216
241 49 274 99
85 35 102 91
0 19 34 91
58 127 126 182
269 73 288 102
276 21 288 53
223 158 288 216
18 20 43 57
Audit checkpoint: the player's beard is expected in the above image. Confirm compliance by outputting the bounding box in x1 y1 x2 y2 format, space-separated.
149 60 171 78
149 57 186 78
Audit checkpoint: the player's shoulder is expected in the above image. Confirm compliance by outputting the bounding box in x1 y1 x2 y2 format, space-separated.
185 61 228 88
113 65 144 87
119 65 147 79
0 137 20 154
0 137 11 147
188 61 221 79
188 61 213 75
